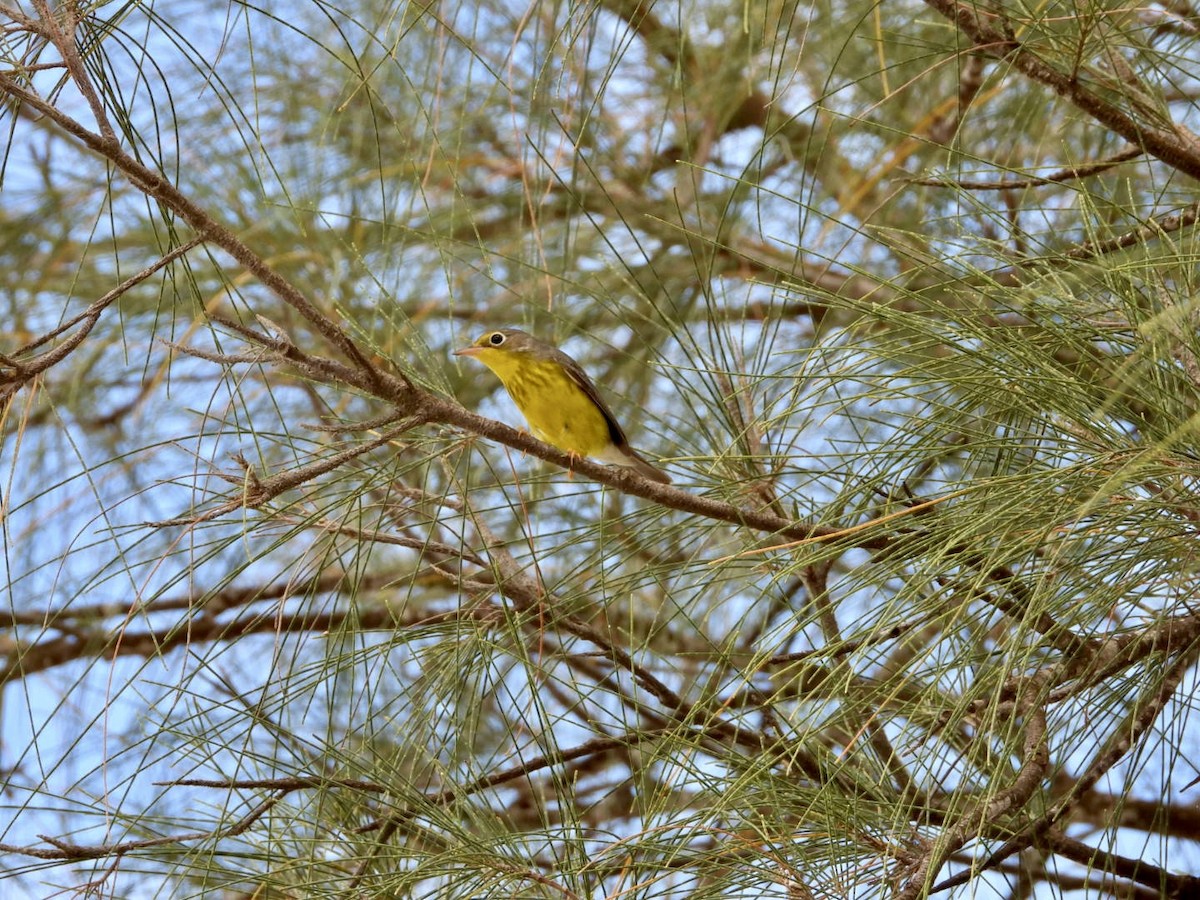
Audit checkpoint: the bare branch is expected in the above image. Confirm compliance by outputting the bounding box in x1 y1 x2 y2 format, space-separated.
0 792 284 861
912 146 1144 190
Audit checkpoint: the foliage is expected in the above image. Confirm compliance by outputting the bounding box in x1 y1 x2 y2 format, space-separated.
2 0 1200 896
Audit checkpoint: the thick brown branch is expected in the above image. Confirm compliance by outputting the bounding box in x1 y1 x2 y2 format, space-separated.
1 600 499 684
1041 829 1200 895
898 694 1049 898
921 0 1200 180
0 563 474 630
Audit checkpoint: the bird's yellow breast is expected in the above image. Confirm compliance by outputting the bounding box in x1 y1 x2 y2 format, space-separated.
472 349 614 457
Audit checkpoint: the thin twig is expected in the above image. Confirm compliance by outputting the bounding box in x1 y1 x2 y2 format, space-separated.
0 792 286 861
0 237 203 401
912 146 1143 189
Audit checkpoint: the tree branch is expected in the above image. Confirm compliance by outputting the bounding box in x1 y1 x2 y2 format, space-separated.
920 0 1200 180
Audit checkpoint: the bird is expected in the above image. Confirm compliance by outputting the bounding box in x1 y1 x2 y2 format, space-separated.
454 328 672 484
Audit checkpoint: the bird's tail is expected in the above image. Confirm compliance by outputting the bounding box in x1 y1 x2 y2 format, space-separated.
624 447 672 484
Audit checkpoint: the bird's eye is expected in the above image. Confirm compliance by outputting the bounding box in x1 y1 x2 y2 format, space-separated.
488 332 505 346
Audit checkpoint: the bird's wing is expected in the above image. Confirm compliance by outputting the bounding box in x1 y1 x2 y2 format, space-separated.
550 347 630 448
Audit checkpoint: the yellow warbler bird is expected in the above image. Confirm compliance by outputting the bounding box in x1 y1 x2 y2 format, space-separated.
454 328 672 484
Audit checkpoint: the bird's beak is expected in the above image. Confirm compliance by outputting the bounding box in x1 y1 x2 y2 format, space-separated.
453 346 480 358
